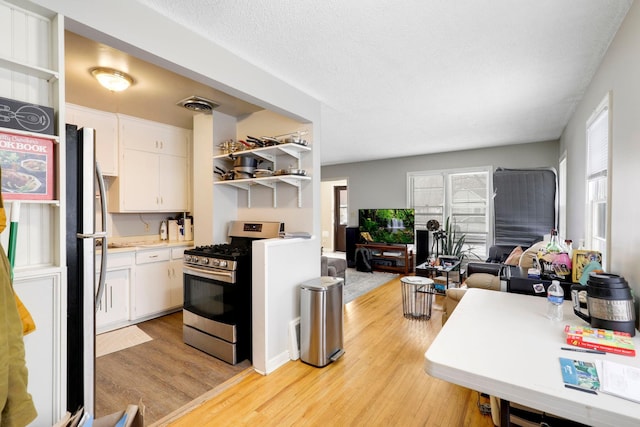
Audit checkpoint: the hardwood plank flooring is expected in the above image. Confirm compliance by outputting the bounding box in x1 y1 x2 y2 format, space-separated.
157 278 495 426
95 312 251 424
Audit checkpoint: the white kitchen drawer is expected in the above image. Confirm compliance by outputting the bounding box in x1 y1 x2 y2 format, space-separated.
107 252 135 269
136 248 170 264
171 246 189 259
96 252 135 272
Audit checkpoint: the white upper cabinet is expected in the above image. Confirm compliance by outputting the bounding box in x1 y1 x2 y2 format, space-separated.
109 114 191 212
65 103 119 176
119 114 188 156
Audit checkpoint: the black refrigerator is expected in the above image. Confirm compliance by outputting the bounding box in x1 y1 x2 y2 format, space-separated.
65 124 108 414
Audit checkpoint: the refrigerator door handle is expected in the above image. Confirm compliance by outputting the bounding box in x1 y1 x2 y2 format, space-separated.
95 162 109 310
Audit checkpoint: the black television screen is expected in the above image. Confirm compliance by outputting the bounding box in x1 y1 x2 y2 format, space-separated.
358 209 415 244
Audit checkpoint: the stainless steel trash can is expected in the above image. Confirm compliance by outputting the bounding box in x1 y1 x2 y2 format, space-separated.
401 276 435 320
300 276 345 367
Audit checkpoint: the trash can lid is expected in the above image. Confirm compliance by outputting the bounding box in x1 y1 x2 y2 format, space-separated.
400 276 434 285
300 276 344 291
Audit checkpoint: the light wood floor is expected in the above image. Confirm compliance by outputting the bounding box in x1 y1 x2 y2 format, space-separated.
156 277 495 426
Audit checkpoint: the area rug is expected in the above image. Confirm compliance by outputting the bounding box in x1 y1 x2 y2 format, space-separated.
344 268 399 303
96 325 153 357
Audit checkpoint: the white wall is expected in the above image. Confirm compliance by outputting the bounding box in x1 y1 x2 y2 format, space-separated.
560 0 640 323
209 112 238 243
322 140 559 228
252 237 318 374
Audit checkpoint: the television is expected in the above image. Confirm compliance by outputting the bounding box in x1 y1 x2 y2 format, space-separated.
358 209 415 244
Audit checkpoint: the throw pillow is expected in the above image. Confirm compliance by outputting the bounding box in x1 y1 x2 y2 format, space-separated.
464 273 500 290
519 241 547 268
504 246 523 266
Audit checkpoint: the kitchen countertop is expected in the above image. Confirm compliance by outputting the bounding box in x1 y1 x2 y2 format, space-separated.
97 239 194 253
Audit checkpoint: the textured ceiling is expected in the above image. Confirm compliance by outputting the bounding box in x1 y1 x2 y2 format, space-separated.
136 0 632 165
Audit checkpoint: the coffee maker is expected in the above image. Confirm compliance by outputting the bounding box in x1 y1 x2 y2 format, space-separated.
571 273 636 336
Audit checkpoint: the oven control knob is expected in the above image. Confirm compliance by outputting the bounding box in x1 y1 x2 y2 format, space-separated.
191 256 199 263
184 255 191 262
201 258 210 265
211 259 220 266
219 260 228 268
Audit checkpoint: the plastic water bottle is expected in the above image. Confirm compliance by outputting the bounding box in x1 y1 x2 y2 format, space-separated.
546 280 564 321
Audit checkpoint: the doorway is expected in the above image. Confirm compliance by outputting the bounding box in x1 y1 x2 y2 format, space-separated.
334 185 348 252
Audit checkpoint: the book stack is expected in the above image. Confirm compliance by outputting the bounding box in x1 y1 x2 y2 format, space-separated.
564 325 636 356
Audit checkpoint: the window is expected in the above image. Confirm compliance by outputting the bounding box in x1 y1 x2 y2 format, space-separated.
408 167 490 259
585 93 610 268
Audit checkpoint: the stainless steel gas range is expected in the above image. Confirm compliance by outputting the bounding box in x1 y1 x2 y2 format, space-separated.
182 221 282 364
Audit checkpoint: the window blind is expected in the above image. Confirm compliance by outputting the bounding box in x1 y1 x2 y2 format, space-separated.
586 105 608 179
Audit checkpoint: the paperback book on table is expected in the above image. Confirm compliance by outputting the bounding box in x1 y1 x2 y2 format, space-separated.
565 325 636 356
559 357 640 404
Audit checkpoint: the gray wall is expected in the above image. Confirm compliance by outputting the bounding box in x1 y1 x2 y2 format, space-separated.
322 140 559 227
561 0 640 317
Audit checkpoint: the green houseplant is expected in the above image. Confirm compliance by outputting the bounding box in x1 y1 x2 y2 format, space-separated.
437 216 480 262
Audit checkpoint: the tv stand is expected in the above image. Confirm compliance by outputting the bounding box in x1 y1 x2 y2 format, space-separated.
356 243 414 274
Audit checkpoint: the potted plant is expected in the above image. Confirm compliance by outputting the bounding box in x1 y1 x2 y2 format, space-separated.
435 216 480 264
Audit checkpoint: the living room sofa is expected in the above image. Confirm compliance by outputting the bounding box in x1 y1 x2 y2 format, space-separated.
441 241 546 324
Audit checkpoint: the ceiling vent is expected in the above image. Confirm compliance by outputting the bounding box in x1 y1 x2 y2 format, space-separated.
177 96 219 114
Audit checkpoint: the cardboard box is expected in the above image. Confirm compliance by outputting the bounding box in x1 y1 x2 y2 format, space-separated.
0 130 55 200
0 96 55 135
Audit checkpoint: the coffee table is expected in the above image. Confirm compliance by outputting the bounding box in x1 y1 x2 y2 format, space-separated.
415 260 463 294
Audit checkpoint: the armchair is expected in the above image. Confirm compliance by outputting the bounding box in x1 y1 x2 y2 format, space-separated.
321 256 347 284
441 240 547 325
441 263 504 325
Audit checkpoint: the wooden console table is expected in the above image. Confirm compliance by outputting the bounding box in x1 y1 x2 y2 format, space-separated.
356 243 414 274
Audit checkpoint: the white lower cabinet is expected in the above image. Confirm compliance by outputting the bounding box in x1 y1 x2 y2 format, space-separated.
96 269 130 331
100 245 189 324
169 247 186 307
13 273 61 427
132 248 179 320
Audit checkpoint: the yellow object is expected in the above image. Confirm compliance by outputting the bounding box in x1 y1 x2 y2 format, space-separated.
360 231 374 242
0 205 5 234
14 292 36 336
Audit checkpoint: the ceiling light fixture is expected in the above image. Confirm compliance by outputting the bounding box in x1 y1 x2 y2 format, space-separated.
90 67 134 92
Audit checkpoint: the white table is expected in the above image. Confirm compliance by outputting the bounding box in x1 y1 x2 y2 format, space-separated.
424 288 640 427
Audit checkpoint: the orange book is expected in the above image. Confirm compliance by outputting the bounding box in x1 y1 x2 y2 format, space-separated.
565 325 636 356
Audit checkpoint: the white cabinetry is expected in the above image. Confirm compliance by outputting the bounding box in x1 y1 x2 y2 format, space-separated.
132 247 182 320
0 2 65 424
110 115 191 212
13 273 61 427
95 251 134 333
169 247 186 307
96 269 130 331
65 103 119 176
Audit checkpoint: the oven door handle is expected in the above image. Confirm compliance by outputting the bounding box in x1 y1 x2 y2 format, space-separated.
183 265 235 283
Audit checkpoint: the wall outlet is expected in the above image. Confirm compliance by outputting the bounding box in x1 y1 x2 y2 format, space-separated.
145 223 150 232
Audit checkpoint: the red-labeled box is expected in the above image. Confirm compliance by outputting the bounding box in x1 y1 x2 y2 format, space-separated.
0 130 55 200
